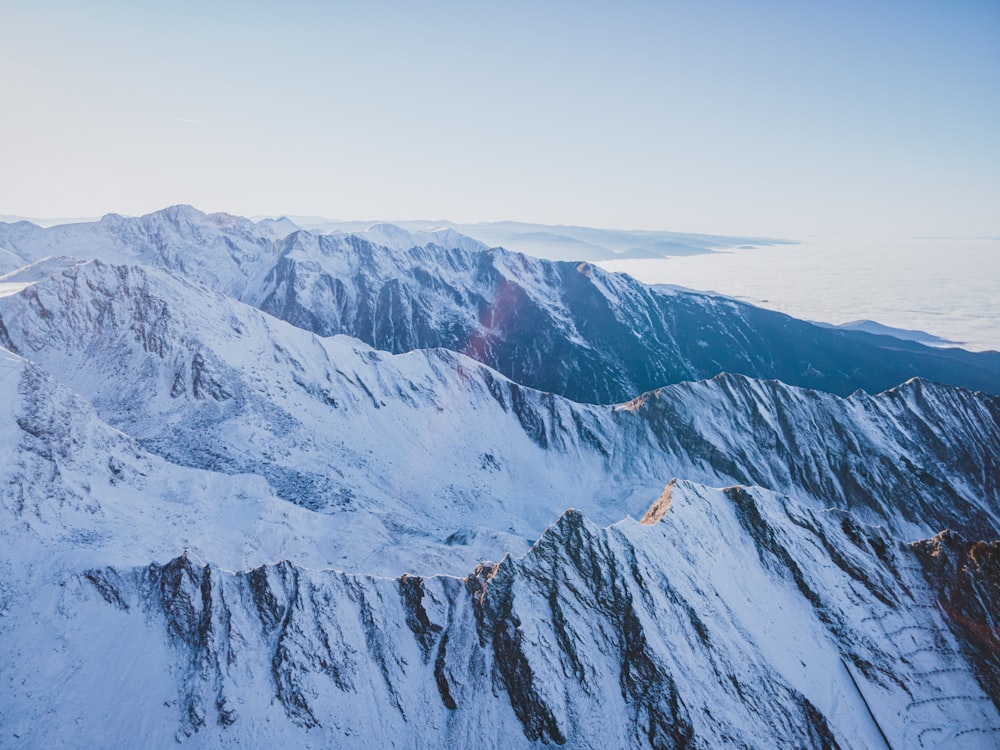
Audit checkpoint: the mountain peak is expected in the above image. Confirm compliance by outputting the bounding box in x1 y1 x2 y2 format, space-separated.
2 205 1000 746
323 222 490 255
140 204 208 226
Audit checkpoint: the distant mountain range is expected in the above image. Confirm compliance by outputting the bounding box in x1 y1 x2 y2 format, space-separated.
281 216 798 261
1 206 997 748
0 210 793 262
2 206 997 403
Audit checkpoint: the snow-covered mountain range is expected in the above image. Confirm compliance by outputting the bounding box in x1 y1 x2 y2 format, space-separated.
1 206 998 747
275 216 797 261
3 206 998 403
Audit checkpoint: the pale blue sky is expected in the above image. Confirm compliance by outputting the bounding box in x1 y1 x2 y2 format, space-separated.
1 0 997 237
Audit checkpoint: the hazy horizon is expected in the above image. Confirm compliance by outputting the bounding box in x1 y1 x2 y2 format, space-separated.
2 1 998 240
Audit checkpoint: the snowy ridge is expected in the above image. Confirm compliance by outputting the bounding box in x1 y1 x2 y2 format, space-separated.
0 348 404 577
248 228 1000 401
0 259 997 571
3 482 997 748
2 206 999 747
614 373 1000 538
0 206 285 297
325 222 491 256
1 206 998 400
286 217 794 261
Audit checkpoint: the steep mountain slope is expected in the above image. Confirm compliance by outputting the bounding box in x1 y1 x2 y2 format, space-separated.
914 531 1000 715
1 259 997 564
0 205 289 297
3 480 998 748
0 246 28 276
246 228 1000 401
2 207 999 402
3 206 998 748
0 348 426 577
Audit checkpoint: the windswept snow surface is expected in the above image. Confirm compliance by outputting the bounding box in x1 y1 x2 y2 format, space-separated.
0 206 998 748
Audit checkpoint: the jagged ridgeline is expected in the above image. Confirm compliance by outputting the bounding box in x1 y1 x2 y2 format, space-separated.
1 207 998 748
1 205 998 402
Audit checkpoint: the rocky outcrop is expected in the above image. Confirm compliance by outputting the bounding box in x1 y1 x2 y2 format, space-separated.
1 262 998 552
3 207 999 402
37 487 993 748
2 207 998 748
913 531 1000 714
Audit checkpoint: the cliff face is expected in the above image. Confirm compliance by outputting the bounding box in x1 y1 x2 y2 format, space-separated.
0 484 989 748
246 230 1000 402
913 531 1000 716
1 260 997 569
3 206 999 403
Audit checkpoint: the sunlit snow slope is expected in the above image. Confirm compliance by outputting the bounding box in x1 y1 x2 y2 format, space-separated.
0 206 998 748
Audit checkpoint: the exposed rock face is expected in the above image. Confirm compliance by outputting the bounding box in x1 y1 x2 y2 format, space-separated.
247 230 1000 402
913 531 1000 714
2 207 998 748
1 261 997 555
3 207 999 403
17 486 989 748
